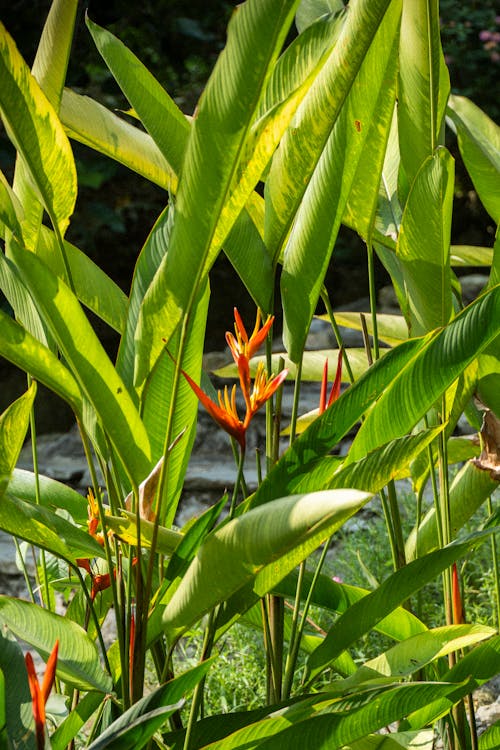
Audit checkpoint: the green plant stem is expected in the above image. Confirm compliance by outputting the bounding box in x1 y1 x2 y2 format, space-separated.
289 357 302 444
27 379 51 610
487 497 500 630
183 610 216 750
229 447 246 518
77 423 122 680
379 487 400 572
320 286 355 384
366 240 380 361
387 480 406 569
13 537 35 603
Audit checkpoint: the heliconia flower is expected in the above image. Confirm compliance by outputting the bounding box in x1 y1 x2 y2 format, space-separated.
25 640 59 750
246 363 289 423
90 557 138 601
180 368 247 449
86 487 100 539
319 348 343 415
226 308 274 363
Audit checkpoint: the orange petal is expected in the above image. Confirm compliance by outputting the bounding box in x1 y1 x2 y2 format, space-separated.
327 348 343 409
25 652 46 749
41 641 59 706
319 359 329 415
181 368 246 448
247 314 274 359
452 563 464 624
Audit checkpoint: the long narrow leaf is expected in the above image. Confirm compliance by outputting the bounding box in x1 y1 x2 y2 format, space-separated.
135 0 300 387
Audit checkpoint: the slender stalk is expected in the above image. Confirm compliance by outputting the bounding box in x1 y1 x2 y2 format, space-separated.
320 286 355 384
13 537 36 603
366 240 380 361
487 497 500 630
288 358 302 444
27 379 51 610
379 487 400 572
229 448 246 518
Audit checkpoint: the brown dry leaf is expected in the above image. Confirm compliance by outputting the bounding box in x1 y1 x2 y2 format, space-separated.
472 409 500 481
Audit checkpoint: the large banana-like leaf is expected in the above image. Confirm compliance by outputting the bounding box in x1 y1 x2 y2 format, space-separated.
450 245 494 268
347 285 500 462
0 493 104 562
398 0 449 188
277 2 400 360
0 22 76 238
326 312 408 346
265 0 393 262
37 226 127 334
60 88 173 190
0 384 36 493
0 248 53 347
141 282 209 525
396 148 454 335
403 635 500 730
162 489 372 639
85 661 212 750
330 624 494 697
0 169 22 240
10 244 151 485
8 468 87 524
306 533 493 683
134 0 299 388
406 461 499 560
223 196 274 312
0 308 82 415
447 95 500 223
196 681 469 750
0 597 112 692
248 337 426 509
0 628 35 750
86 16 189 180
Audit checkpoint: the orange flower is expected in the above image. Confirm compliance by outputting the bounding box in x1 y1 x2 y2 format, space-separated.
181 369 247 449
452 563 464 624
246 363 289 424
25 640 59 750
226 308 274 363
319 349 343 415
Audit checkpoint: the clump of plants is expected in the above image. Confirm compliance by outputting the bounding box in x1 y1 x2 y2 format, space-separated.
0 1 499 749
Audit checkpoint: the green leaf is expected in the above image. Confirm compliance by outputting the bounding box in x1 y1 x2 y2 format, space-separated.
248 337 426 509
215 348 375 384
265 0 394 262
0 597 112 692
306 534 492 682
398 0 449 187
31 0 77 110
403 634 500 730
60 88 173 190
331 624 495 696
0 22 76 236
274 570 427 643
406 461 499 560
279 0 401 361
295 1 344 33
479 722 500 750
328 428 443 492
106 511 181 556
450 245 494 267
200 681 469 750
447 95 500 223
86 16 189 179
0 383 36 490
135 0 300 387
0 168 22 240
223 198 274 313
51 692 103 750
324 312 408 347
0 308 82 415
10 244 151 486
348 286 500 462
86 660 213 750
37 226 128 334
162 489 371 639
397 148 454 335
0 493 105 562
0 628 35 750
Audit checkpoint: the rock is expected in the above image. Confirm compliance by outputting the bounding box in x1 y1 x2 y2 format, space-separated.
459 273 489 305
